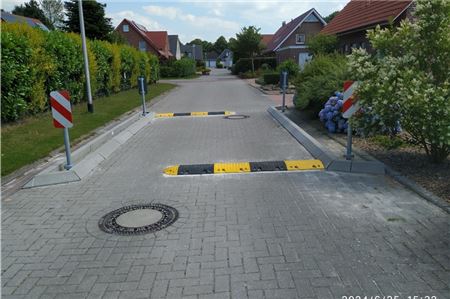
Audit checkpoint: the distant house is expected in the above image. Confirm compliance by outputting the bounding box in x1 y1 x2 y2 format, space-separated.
205 51 219 68
168 35 182 60
321 0 414 53
181 44 204 61
114 19 171 60
217 49 233 68
260 34 274 49
263 8 326 69
146 31 173 59
1 10 49 31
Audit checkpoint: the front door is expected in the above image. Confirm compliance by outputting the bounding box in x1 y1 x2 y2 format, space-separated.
298 53 311 70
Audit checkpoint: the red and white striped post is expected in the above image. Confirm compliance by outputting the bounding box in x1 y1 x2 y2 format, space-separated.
342 81 359 160
50 90 73 169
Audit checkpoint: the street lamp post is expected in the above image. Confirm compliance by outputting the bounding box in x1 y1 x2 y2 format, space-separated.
78 0 94 113
192 44 196 73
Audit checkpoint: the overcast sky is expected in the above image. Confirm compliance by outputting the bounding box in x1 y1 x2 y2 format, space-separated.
2 0 349 43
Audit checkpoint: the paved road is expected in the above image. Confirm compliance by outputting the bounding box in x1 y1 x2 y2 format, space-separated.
2 69 449 299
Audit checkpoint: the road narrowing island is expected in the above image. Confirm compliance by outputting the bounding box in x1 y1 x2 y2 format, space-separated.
164 159 324 176
155 111 234 118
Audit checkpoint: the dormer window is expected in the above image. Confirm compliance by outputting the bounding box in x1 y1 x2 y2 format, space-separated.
296 34 305 44
123 24 129 32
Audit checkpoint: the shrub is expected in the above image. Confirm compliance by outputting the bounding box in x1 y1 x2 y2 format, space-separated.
160 58 196 78
260 63 271 71
294 54 348 113
308 34 338 55
160 66 173 78
232 57 276 74
369 135 406 150
148 54 159 82
196 60 205 68
277 59 300 79
263 72 280 85
239 71 256 79
0 23 159 123
348 0 450 162
216 62 224 69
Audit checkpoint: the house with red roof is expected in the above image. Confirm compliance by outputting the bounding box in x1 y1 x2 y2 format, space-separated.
263 8 327 69
114 19 172 60
260 34 274 49
321 0 414 53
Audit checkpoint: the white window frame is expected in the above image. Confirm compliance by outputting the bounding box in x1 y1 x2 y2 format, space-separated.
123 24 129 32
295 34 306 45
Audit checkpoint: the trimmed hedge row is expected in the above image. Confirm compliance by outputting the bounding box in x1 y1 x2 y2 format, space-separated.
1 23 160 122
160 58 196 78
231 57 277 75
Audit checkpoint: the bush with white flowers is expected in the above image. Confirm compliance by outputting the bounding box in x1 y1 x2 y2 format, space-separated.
348 0 450 162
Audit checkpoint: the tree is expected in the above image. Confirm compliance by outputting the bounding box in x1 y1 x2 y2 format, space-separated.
40 0 64 29
348 0 450 162
63 0 113 40
231 26 262 72
13 0 53 29
213 36 228 53
188 39 213 53
324 11 339 23
308 34 338 55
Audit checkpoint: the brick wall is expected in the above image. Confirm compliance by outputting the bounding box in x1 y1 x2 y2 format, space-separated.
115 20 159 56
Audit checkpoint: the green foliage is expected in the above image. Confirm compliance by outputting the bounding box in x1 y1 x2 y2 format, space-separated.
239 70 256 79
213 36 228 53
308 34 338 55
232 57 276 75
369 135 406 150
294 54 348 112
231 26 262 62
324 11 339 23
0 23 159 122
263 73 280 85
63 0 113 40
160 58 196 78
277 59 299 78
13 0 53 29
348 0 450 162
40 0 64 29
216 62 224 69
188 38 213 53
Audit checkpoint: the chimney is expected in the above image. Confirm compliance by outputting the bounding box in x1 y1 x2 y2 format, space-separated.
282 21 286 26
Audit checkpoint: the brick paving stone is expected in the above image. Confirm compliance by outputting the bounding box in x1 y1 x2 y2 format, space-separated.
2 69 449 299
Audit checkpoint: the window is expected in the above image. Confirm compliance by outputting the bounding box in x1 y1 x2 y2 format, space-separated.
344 44 349 53
295 34 305 44
139 41 146 51
123 24 129 32
360 42 366 49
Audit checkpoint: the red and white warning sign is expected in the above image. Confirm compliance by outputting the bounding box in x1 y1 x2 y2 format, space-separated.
342 80 359 119
50 90 73 128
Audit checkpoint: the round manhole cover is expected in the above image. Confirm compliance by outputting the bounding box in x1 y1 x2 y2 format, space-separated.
224 114 249 120
98 203 178 235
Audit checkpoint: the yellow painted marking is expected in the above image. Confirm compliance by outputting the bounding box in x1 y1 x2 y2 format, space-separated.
164 165 179 176
284 160 324 171
191 111 208 116
224 111 234 115
214 162 251 174
156 113 174 118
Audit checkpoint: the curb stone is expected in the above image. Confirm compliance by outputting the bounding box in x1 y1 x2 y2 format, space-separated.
267 106 449 214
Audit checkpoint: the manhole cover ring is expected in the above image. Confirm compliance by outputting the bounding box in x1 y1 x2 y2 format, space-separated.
98 203 178 235
224 114 249 120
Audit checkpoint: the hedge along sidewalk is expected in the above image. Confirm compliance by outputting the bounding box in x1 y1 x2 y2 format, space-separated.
1 83 175 177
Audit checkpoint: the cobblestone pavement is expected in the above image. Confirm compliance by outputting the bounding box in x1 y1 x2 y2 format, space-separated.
2 69 449 299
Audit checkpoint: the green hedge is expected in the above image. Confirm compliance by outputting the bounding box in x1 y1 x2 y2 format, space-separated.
1 23 160 123
263 72 280 85
160 58 196 78
231 57 277 75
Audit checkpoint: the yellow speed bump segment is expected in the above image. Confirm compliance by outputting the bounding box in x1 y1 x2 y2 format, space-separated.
156 113 174 118
214 162 251 174
284 159 324 171
191 111 208 116
163 159 324 176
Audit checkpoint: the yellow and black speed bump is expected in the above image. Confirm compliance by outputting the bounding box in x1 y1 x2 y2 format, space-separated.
156 111 233 118
164 159 324 176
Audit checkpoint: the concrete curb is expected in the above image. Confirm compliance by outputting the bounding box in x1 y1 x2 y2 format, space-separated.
268 106 449 214
23 112 155 188
267 106 385 174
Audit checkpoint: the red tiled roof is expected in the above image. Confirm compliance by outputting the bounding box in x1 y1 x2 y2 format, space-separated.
122 19 164 57
265 8 325 52
321 0 412 35
261 34 274 46
146 31 172 58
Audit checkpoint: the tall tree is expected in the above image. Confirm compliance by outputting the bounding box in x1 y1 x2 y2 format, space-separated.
63 0 113 40
324 11 339 23
40 0 64 29
231 26 262 71
188 39 213 53
213 36 228 53
13 0 53 29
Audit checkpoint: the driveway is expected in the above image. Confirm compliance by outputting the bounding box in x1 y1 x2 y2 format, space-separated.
2 69 449 299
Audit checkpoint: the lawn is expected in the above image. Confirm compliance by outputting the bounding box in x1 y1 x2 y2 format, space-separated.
1 83 176 176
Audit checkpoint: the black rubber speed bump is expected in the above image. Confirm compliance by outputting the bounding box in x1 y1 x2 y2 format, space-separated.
156 111 234 118
164 160 324 176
